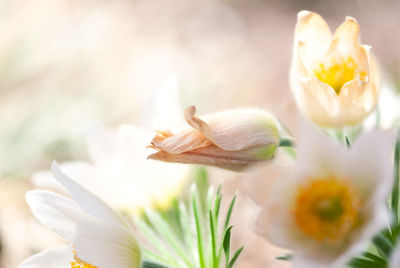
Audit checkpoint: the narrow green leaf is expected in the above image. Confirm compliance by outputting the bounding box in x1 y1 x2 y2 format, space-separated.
209 211 218 268
348 257 386 268
372 234 392 258
227 247 244 268
391 129 400 225
279 138 294 147
192 188 206 268
145 209 193 267
362 252 387 265
345 136 351 147
223 226 233 267
214 194 222 220
142 260 171 268
142 249 171 266
179 203 196 261
276 254 292 261
224 195 237 230
134 217 180 266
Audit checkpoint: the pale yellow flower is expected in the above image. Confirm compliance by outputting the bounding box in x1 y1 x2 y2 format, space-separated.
290 11 379 128
148 106 280 171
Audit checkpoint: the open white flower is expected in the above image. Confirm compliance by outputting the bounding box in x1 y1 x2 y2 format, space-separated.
247 125 393 268
33 125 188 212
290 11 379 128
32 74 188 212
19 162 141 268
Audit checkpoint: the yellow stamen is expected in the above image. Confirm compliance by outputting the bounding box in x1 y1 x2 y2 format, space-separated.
314 57 366 95
71 250 97 268
293 176 361 244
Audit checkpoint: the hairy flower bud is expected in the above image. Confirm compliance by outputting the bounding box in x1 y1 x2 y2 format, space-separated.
148 106 280 171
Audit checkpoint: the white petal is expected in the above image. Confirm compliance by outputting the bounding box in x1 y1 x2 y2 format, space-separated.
26 190 89 241
348 129 394 200
74 219 141 268
296 120 349 178
86 127 116 165
18 245 73 268
294 10 332 63
51 162 124 226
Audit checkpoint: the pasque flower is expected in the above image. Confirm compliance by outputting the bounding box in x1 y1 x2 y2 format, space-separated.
247 125 393 268
290 11 379 128
32 75 188 212
148 106 280 171
33 125 188 212
19 162 141 268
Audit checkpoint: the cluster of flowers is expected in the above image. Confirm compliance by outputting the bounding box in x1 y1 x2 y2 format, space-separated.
19 10 400 268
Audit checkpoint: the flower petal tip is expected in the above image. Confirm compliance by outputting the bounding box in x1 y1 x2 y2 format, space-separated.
297 10 313 21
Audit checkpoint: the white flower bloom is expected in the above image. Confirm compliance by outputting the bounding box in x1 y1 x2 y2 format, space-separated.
290 11 379 128
19 162 141 268
391 244 400 268
32 74 188 212
33 125 188 212
247 125 393 268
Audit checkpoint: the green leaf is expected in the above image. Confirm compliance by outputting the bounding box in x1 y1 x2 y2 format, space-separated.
224 195 237 230
144 209 192 267
276 254 292 261
372 234 392 258
279 138 294 147
223 226 233 267
227 247 244 268
362 252 387 265
345 136 351 147
209 211 218 268
192 187 206 268
348 257 386 268
391 129 400 225
134 217 180 266
142 260 171 268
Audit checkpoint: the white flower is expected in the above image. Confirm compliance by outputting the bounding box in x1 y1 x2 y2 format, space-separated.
19 162 141 268
33 125 188 212
290 11 379 128
246 125 393 268
32 74 188 212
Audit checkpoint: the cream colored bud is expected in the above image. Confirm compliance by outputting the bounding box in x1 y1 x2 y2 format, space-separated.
290 11 379 128
148 106 280 171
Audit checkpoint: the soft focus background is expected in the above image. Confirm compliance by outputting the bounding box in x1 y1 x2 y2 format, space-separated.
1 0 400 267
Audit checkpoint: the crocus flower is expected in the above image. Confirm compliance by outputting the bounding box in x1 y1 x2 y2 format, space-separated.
290 11 379 128
148 106 280 171
246 125 393 268
19 162 141 268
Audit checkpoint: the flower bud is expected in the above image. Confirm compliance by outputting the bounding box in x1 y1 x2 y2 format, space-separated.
148 106 280 171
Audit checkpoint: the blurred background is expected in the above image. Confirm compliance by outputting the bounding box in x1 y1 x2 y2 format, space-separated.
1 0 400 267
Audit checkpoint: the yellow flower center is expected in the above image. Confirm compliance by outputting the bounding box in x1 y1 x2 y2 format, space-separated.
293 176 361 244
70 250 97 268
314 57 366 95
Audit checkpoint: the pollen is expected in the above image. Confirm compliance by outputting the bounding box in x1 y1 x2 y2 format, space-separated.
70 250 97 268
293 176 361 244
314 57 366 95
